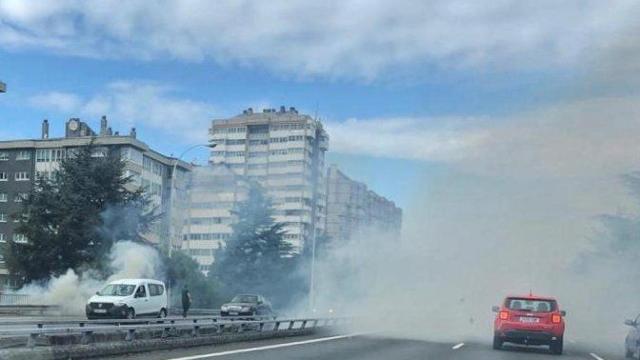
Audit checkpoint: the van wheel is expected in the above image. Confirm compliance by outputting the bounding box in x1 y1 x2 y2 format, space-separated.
126 308 135 320
159 308 167 318
493 335 502 350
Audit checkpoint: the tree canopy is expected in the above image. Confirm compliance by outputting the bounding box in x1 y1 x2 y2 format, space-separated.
210 182 302 305
4 143 156 283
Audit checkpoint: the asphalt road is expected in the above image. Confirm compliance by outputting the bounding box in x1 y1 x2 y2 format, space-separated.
99 333 625 360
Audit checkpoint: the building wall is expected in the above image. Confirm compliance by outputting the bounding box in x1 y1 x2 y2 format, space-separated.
208 107 328 253
325 165 402 245
180 165 248 275
0 118 191 289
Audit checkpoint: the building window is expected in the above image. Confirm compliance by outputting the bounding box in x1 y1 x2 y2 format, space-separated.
14 193 28 202
91 148 107 158
37 149 65 162
15 172 30 181
12 233 27 243
0 213 6 222
0 152 8 161
16 151 31 160
0 172 7 181
0 233 5 242
0 193 6 202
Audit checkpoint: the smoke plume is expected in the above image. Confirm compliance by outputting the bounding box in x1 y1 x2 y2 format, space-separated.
16 241 163 314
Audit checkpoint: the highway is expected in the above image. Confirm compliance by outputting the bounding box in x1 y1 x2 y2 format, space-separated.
97 333 624 360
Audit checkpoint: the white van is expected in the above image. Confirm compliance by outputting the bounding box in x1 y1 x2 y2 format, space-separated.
86 279 168 319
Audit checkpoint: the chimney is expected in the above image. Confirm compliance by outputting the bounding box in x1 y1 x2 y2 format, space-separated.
41 119 49 139
280 105 286 113
130 127 137 139
289 107 297 113
100 116 108 135
248 107 253 114
114 131 120 136
107 127 113 136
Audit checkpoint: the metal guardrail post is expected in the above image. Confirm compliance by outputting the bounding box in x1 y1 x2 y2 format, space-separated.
27 333 38 348
162 327 171 338
311 319 318 328
192 325 200 337
259 322 264 332
217 324 224 334
81 330 93 345
287 321 295 330
274 321 280 331
301 320 307 329
125 329 136 341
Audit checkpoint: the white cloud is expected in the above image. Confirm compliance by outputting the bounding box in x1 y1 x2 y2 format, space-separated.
29 92 82 113
327 95 640 178
29 81 216 143
326 117 489 162
1 0 639 79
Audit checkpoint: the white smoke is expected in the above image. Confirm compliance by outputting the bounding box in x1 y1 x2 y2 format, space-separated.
16 241 163 315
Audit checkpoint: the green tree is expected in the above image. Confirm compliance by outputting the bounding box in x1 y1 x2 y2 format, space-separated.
211 183 297 303
4 142 156 283
163 251 222 308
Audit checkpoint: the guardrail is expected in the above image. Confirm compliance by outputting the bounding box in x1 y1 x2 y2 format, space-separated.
0 304 60 316
0 314 277 329
0 293 32 305
0 316 350 348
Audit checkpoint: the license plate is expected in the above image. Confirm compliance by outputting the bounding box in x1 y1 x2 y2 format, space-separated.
519 317 539 323
229 312 238 316
94 309 107 314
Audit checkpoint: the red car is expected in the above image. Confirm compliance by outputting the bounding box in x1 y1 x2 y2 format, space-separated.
492 294 566 355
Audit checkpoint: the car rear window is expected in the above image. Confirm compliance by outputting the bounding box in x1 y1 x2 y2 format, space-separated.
505 298 557 312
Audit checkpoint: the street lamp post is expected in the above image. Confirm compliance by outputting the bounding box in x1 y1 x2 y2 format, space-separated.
167 143 216 258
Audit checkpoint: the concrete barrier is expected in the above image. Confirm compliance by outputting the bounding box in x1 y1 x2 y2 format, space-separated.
0 321 342 360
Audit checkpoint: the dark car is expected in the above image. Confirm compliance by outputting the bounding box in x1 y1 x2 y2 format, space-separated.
220 294 274 318
624 315 640 358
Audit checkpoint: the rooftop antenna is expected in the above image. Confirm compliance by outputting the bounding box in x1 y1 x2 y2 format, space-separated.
314 101 319 121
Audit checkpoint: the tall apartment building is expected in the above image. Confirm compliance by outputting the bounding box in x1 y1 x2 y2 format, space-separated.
207 106 329 253
180 165 249 275
0 118 191 288
325 165 402 244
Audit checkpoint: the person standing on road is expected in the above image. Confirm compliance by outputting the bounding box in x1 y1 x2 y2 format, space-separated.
181 285 192 318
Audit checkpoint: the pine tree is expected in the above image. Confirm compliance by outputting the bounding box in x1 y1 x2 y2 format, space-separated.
211 182 294 298
4 142 157 282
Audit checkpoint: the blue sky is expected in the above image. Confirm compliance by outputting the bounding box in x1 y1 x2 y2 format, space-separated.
1 0 639 211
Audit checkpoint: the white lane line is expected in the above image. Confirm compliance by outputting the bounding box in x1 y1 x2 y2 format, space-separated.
590 353 606 360
452 342 465 350
167 333 365 360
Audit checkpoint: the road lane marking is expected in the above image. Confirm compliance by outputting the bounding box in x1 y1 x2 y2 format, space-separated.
167 333 366 360
452 343 465 350
590 353 606 360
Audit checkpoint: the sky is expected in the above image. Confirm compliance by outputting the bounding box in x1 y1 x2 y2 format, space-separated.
1 0 640 211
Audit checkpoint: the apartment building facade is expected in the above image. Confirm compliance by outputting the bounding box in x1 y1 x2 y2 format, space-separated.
0 118 191 288
325 165 402 244
180 165 249 275
207 107 329 253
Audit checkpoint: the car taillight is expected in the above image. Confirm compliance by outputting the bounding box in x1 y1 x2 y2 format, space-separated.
552 314 561 323
499 311 509 320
